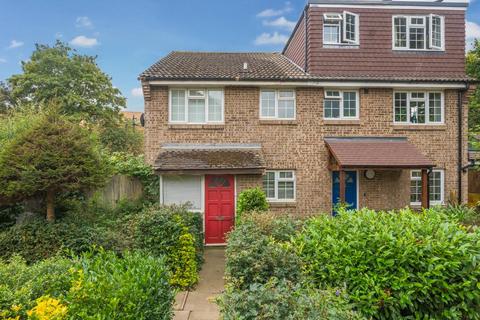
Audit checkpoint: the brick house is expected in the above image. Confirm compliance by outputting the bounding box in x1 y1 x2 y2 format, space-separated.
140 0 473 244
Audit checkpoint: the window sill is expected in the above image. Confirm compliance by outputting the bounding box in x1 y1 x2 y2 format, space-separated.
392 124 446 131
324 119 361 126
168 124 225 130
268 201 297 208
259 119 297 125
323 44 359 49
392 49 445 54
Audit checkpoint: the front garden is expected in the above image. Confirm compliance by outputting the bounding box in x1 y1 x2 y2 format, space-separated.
219 204 480 320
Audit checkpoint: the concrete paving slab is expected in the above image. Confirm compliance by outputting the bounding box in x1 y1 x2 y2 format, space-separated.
173 310 191 320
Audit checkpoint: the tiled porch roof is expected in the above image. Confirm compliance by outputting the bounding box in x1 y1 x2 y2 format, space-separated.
154 143 266 174
325 137 435 169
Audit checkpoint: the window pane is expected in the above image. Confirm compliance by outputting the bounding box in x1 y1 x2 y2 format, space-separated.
278 181 294 200
279 171 293 179
279 90 294 98
410 179 422 203
324 24 340 43
394 17 407 48
263 172 275 198
163 175 202 210
208 90 223 122
429 93 442 123
171 90 186 121
188 98 205 123
326 91 341 97
394 92 407 122
325 99 340 118
260 91 276 117
409 26 425 49
429 171 442 202
345 13 356 41
432 16 442 48
189 89 205 97
410 100 425 124
278 99 295 119
343 92 357 117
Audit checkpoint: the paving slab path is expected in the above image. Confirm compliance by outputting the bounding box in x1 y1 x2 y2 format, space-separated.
174 247 225 320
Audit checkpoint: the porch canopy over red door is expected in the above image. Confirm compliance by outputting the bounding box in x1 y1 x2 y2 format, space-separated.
325 137 435 208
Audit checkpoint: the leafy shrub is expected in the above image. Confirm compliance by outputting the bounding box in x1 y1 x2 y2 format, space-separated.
219 278 362 320
67 250 173 320
225 212 302 289
27 296 68 320
294 208 480 319
441 204 480 226
236 188 269 217
0 255 73 318
129 205 201 288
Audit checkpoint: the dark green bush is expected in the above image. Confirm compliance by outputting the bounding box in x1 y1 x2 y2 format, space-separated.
67 250 173 320
225 212 303 289
294 208 480 319
441 204 480 226
236 187 269 217
219 278 362 320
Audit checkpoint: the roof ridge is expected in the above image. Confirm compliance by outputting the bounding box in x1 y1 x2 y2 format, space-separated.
170 50 281 55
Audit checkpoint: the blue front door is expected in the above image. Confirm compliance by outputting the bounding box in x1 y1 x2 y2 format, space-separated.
332 171 357 213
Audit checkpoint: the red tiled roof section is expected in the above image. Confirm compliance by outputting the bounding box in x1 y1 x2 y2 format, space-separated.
139 51 311 81
154 147 266 172
325 137 435 169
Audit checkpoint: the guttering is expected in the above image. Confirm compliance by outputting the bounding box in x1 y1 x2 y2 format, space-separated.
308 0 468 10
146 80 468 89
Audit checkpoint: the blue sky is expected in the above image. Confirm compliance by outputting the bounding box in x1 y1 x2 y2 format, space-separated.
1 0 479 111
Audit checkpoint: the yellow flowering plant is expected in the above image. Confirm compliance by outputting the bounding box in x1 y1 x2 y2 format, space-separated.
26 296 67 320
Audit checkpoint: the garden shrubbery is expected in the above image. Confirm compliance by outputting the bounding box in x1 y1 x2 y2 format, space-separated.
219 211 360 319
236 187 269 218
295 208 480 319
0 250 174 320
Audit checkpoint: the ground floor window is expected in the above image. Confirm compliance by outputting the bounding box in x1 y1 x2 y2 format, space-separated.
161 175 202 211
410 170 444 205
263 170 296 201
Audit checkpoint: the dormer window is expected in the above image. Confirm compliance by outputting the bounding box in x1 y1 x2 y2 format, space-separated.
393 15 444 51
323 11 359 46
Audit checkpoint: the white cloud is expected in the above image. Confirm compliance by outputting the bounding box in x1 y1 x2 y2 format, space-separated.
263 16 296 31
7 40 24 49
466 20 480 52
70 35 99 47
257 2 292 18
0 58 6 63
131 87 143 97
254 32 289 45
76 16 93 28
55 32 63 39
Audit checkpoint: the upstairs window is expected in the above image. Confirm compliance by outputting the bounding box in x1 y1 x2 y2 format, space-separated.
324 90 359 120
393 15 444 51
169 89 224 124
394 91 443 124
260 89 295 120
323 11 359 45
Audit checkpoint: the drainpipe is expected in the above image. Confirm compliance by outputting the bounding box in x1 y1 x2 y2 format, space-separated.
457 87 465 204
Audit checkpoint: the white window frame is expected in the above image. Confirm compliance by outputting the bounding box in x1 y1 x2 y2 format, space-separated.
324 90 360 120
263 170 296 202
392 15 445 51
259 89 296 120
410 169 444 206
323 11 360 46
168 88 224 124
393 91 444 125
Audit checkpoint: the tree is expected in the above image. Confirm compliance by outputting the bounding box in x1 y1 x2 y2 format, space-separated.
0 82 13 114
7 41 125 125
0 108 109 221
467 39 480 133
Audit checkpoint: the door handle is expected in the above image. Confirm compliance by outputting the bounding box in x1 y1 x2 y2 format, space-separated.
216 216 225 221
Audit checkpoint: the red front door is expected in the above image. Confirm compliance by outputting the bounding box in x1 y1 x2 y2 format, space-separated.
205 175 235 244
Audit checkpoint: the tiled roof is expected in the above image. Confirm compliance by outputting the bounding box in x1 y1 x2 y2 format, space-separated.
139 51 311 81
325 137 435 168
154 144 266 173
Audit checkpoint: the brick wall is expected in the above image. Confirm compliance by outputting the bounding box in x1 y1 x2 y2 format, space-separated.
144 85 468 214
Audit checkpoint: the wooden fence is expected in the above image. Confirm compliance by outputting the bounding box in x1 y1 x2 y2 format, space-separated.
93 174 144 208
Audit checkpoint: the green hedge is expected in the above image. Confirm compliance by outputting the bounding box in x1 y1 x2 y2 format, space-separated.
294 208 480 319
236 187 269 218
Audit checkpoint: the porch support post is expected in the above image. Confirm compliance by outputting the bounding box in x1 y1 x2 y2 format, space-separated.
339 169 346 204
421 168 429 209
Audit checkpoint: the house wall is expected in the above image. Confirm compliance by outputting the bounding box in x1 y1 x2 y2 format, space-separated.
283 12 306 70
283 6 466 79
144 85 468 214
